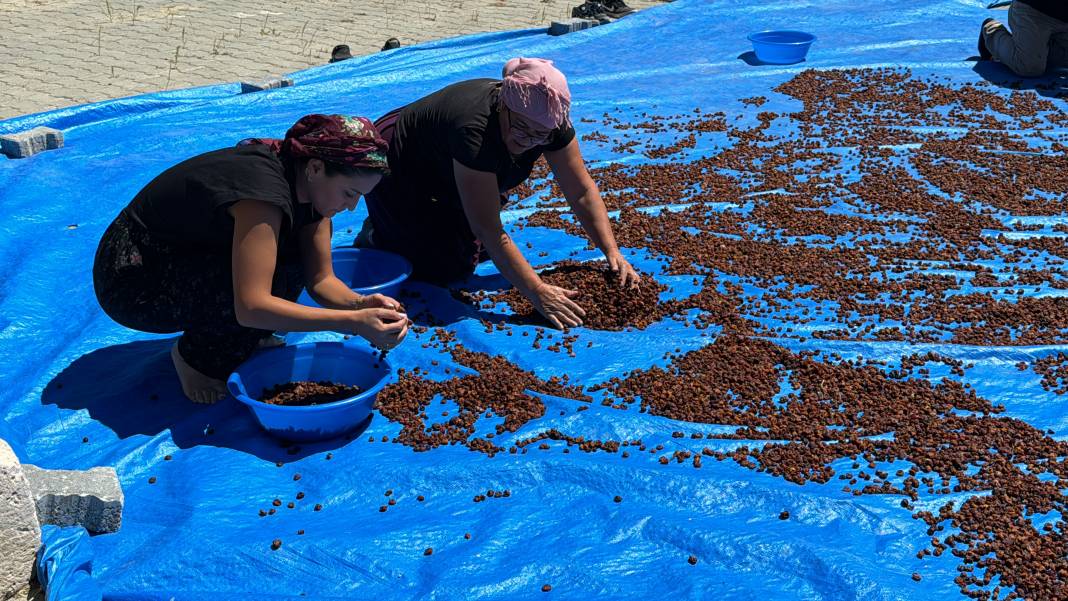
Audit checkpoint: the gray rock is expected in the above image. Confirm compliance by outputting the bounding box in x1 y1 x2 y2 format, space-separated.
0 127 63 159
0 439 41 601
239 77 294 93
21 465 123 535
548 18 599 36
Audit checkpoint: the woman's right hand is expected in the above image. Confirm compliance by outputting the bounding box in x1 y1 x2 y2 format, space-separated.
357 293 404 312
348 308 409 350
531 283 586 329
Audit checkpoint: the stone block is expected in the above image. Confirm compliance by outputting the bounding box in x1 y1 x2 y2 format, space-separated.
21 466 123 535
239 77 293 94
0 439 41 601
0 127 63 159
548 18 599 36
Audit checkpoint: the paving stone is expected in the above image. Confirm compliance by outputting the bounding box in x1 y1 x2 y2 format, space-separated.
0 439 41 601
0 127 64 159
1 0 664 119
549 17 599 36
240 76 294 93
21 465 123 535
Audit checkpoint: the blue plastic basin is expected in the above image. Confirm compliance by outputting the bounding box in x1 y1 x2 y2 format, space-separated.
747 30 816 65
297 247 412 307
227 341 392 442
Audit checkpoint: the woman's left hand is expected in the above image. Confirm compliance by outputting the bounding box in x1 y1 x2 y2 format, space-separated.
606 252 640 288
357 293 405 312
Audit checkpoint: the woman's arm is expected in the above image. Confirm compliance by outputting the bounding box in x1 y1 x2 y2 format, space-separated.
544 138 639 287
229 200 408 346
454 160 586 328
298 217 402 311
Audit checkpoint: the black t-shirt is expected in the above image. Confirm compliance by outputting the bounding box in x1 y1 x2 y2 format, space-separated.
124 145 321 257
1020 0 1068 22
384 78 575 208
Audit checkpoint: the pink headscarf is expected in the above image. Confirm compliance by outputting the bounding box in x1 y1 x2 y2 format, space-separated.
499 57 572 130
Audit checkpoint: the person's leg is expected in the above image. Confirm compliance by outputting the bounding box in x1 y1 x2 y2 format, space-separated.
168 340 233 404
366 219 477 285
983 1 1057 77
94 215 233 402
94 212 290 403
1048 32 1068 69
93 212 192 334
94 214 226 402
360 173 481 285
174 327 262 402
408 234 479 285
173 260 302 403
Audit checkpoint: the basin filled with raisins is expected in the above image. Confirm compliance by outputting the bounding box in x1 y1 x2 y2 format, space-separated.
227 341 391 441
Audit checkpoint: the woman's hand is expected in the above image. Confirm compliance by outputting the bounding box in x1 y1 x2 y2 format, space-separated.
531 283 587 329
348 308 409 350
606 252 640 288
357 293 404 312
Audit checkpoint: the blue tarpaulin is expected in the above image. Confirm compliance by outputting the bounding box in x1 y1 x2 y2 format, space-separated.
36 526 102 601
2 0 1065 599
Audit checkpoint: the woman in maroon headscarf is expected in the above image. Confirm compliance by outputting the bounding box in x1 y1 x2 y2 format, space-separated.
93 115 408 403
356 57 639 330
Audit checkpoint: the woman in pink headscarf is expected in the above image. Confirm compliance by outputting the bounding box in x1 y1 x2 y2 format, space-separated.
356 57 639 329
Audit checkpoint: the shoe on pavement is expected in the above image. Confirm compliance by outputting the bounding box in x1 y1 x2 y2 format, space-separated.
572 1 610 20
600 0 635 18
329 44 352 63
381 37 401 51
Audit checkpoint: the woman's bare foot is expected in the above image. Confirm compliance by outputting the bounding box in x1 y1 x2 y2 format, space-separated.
171 342 227 404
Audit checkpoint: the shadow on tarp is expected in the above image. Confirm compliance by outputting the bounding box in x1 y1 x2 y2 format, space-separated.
736 51 810 67
737 51 770 66
40 337 370 463
971 59 1068 98
402 272 539 328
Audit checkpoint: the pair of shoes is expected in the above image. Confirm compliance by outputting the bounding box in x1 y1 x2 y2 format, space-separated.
978 18 994 60
571 1 606 19
331 38 401 61
571 0 633 21
329 44 352 63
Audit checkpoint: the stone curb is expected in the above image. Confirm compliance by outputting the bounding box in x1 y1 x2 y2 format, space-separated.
0 128 63 159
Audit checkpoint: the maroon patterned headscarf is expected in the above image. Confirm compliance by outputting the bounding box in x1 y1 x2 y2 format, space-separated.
238 114 389 170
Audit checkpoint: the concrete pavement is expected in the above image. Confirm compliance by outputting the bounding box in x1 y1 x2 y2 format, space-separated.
0 0 664 120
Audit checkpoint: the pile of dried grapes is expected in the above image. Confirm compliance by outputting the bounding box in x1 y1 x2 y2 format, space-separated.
373 67 1068 599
